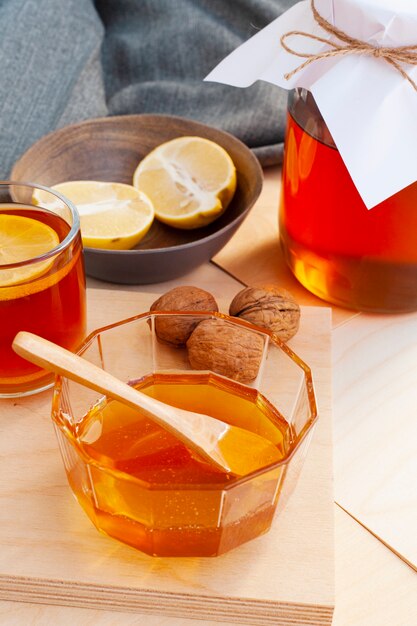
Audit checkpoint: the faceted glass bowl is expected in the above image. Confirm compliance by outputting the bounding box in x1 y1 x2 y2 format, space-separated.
51 311 317 557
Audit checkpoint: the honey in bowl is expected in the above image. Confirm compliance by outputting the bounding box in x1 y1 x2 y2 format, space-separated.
54 372 293 558
51 310 317 558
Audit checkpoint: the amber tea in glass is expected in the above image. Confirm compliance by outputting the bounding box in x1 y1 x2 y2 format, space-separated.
0 182 86 397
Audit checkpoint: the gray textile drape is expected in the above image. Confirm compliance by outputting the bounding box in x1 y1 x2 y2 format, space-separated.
0 0 295 178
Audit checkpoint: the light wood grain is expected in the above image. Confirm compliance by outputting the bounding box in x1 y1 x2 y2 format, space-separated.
1 512 415 626
0 288 334 625
0 600 239 626
2 507 415 626
333 506 417 626
333 311 417 569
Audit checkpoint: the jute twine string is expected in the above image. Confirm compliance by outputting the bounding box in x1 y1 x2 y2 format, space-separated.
280 0 417 91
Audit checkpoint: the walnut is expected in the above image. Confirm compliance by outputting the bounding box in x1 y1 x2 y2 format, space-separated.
186 318 264 382
229 285 300 342
150 286 218 347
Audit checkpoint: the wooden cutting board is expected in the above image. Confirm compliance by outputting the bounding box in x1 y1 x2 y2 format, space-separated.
0 288 334 625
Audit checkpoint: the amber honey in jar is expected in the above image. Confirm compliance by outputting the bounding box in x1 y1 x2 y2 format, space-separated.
279 89 417 313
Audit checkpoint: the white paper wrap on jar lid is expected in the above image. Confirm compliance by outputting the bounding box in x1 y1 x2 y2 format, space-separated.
205 0 417 209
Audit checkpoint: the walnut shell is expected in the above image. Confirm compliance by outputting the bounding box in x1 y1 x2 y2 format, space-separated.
186 318 264 383
150 286 218 347
229 285 300 342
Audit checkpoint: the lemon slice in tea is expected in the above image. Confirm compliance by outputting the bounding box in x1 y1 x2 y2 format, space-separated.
133 136 237 229
34 181 155 250
0 214 59 287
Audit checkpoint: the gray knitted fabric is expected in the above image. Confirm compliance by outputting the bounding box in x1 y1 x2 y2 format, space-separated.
0 0 295 178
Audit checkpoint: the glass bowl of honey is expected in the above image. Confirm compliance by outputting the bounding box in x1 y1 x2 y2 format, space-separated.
51 311 317 557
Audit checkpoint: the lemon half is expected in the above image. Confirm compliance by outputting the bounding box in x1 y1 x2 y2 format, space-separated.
34 181 154 250
133 136 237 229
0 214 59 287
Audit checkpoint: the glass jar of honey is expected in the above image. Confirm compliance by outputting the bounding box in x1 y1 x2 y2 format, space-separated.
279 88 417 313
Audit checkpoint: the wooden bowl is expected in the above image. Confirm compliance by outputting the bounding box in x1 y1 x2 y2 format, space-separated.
11 114 263 284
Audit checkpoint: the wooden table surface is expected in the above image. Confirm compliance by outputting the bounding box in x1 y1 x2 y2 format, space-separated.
1 167 416 625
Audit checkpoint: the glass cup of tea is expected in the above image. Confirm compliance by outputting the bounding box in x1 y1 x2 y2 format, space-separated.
0 181 86 397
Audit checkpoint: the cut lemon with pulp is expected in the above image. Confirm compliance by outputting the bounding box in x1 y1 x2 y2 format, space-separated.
33 181 154 250
133 136 237 229
0 214 59 287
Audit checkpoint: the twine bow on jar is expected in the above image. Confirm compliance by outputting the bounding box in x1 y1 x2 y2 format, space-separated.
280 0 417 91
